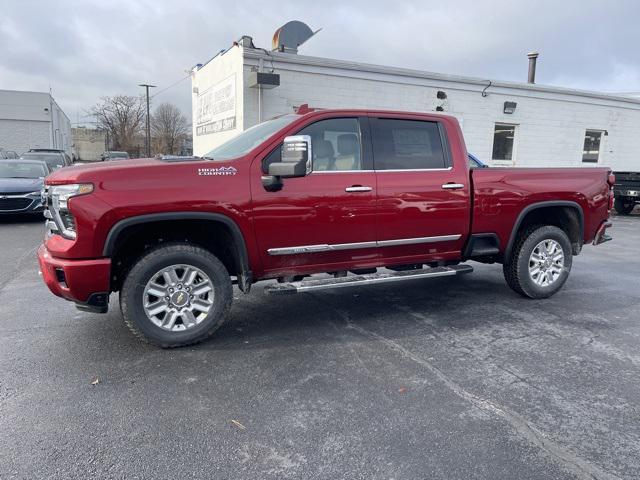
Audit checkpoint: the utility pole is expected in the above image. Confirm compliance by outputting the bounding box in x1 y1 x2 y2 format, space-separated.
139 84 156 157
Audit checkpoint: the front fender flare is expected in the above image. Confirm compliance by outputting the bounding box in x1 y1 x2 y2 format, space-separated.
102 212 252 291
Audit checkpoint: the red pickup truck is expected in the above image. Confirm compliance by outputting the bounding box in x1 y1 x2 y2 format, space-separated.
38 109 614 347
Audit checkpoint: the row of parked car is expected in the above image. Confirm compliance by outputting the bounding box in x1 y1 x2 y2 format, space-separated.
0 148 136 216
0 148 73 216
0 148 76 216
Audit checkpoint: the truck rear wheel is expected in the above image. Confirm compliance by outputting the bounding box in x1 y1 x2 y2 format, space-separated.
614 197 635 215
503 225 573 299
120 243 233 348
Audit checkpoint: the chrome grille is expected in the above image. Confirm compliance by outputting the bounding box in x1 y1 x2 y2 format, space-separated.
43 187 60 235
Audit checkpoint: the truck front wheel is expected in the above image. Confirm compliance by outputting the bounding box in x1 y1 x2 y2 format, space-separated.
614 197 635 215
120 243 233 347
503 225 573 299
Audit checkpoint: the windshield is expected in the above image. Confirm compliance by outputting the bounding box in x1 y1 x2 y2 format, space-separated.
0 162 47 178
203 114 300 161
21 153 62 163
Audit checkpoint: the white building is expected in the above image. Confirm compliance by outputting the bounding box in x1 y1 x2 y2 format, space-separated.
0 89 72 155
191 40 640 171
71 127 106 162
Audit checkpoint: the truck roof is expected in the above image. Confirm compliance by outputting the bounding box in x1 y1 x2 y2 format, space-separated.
291 106 458 122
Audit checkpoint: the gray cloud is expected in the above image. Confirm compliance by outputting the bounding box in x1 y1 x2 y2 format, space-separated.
2 0 639 124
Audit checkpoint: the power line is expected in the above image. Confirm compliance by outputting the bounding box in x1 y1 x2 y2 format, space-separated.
151 74 191 99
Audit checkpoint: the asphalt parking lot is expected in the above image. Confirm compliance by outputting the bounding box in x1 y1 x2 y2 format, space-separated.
0 214 639 480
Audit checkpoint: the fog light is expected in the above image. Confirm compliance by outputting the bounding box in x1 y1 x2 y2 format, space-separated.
55 268 67 288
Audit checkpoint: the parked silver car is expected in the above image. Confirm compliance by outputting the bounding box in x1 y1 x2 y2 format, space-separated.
19 152 70 171
0 149 19 159
101 151 130 161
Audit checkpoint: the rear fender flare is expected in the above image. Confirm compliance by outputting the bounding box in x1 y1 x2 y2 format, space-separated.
504 201 584 259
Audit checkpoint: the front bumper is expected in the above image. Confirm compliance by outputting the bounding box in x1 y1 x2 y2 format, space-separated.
593 221 613 246
37 244 111 312
614 188 640 198
0 195 43 214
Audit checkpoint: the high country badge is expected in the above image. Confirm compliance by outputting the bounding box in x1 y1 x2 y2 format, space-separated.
198 166 238 176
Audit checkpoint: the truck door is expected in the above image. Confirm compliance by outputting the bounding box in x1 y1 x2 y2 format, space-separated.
370 115 470 262
251 117 379 275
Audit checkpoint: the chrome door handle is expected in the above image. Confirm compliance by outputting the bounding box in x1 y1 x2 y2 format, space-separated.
345 186 373 192
442 183 465 190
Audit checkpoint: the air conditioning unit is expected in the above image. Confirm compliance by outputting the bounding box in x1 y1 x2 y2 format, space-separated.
248 72 280 89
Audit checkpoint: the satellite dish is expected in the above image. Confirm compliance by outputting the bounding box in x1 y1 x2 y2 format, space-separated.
272 21 320 54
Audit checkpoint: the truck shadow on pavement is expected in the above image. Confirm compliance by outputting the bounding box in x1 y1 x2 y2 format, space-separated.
68 256 630 360
194 269 623 353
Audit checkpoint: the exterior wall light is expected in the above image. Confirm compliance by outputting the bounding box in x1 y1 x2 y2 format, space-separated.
504 101 517 114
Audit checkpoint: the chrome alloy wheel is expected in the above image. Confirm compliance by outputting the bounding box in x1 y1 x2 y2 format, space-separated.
528 239 565 287
143 264 214 332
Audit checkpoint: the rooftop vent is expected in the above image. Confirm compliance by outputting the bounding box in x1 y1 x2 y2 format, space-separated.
272 21 320 54
527 52 539 84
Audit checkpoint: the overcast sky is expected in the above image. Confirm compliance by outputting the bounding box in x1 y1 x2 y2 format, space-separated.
2 0 639 125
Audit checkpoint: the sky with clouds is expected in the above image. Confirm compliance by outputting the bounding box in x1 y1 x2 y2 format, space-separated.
2 0 639 125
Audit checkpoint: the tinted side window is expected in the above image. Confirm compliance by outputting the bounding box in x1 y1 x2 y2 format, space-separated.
372 119 447 170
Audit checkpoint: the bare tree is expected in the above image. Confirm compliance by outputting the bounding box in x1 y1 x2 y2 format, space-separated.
90 95 145 153
151 103 189 155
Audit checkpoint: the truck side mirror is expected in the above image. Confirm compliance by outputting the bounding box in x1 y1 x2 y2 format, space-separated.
268 135 311 178
262 135 312 192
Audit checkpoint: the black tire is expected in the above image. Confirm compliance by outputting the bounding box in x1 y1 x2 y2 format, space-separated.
614 197 635 215
120 243 232 348
503 225 573 299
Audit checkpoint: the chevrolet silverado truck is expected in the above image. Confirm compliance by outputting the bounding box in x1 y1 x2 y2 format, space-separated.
38 109 614 347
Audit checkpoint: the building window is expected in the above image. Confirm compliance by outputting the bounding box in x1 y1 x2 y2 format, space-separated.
582 130 603 163
492 124 516 162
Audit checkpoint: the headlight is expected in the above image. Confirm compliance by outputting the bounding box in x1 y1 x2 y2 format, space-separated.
49 183 93 239
51 184 93 209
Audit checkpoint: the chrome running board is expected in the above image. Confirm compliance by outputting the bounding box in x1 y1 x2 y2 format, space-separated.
264 264 473 295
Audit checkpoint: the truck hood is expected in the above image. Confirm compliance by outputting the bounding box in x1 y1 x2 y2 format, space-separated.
46 157 206 183
44 156 244 190
0 177 43 194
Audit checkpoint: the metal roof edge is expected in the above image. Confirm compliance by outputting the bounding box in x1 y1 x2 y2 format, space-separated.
0 89 53 97
242 49 640 106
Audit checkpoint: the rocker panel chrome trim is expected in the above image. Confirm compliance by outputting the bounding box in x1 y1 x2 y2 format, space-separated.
377 234 461 247
267 234 461 256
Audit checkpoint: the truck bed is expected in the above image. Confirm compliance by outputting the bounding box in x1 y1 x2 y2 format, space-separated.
470 167 611 250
